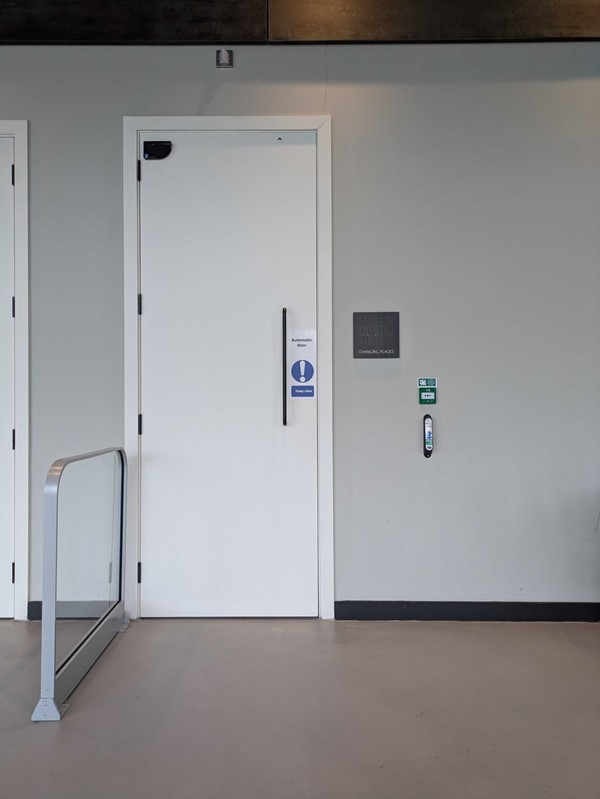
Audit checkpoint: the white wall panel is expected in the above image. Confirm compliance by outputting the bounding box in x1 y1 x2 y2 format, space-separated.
1 43 598 602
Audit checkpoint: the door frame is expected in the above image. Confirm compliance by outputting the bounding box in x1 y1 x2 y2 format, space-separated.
0 121 29 620
123 116 334 619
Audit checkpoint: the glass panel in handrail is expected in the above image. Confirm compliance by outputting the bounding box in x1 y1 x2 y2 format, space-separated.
54 451 123 669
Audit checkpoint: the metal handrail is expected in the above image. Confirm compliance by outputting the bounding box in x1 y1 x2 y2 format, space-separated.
32 447 128 721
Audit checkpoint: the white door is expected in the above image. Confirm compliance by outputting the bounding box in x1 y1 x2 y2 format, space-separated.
0 137 14 618
139 130 319 617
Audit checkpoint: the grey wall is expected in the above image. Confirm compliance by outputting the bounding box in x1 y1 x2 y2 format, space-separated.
2 43 599 603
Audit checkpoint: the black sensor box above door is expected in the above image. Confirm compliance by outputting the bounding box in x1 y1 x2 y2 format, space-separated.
143 141 172 160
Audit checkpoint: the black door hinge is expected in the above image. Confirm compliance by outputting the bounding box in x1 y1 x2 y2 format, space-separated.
11 297 14 318
11 562 15 584
137 160 141 181
11 165 14 186
138 414 143 435
137 294 142 315
11 429 15 450
137 562 142 583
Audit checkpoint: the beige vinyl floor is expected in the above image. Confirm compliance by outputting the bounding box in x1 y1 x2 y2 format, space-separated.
1 618 599 799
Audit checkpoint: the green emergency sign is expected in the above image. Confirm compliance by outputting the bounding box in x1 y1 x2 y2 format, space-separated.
418 378 437 405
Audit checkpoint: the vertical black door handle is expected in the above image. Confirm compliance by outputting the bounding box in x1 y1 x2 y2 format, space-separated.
282 308 287 426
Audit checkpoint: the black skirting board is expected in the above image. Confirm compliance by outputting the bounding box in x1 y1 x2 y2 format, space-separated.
335 601 600 622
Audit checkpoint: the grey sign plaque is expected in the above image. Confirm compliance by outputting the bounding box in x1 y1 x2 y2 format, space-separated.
353 312 399 359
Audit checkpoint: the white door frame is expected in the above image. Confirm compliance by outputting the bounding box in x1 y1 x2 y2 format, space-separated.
123 116 334 619
0 122 29 620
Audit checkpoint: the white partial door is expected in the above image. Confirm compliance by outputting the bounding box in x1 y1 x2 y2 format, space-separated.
0 137 14 618
139 130 319 617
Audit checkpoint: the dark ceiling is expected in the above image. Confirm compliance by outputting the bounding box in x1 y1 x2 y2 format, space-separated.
0 0 598 44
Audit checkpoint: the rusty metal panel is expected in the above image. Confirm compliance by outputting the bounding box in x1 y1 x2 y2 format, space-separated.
270 0 600 42
0 0 267 44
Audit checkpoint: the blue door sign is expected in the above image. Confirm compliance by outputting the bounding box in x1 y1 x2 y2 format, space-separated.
291 360 314 383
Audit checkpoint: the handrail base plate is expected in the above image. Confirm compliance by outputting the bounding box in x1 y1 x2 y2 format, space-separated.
32 698 62 722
